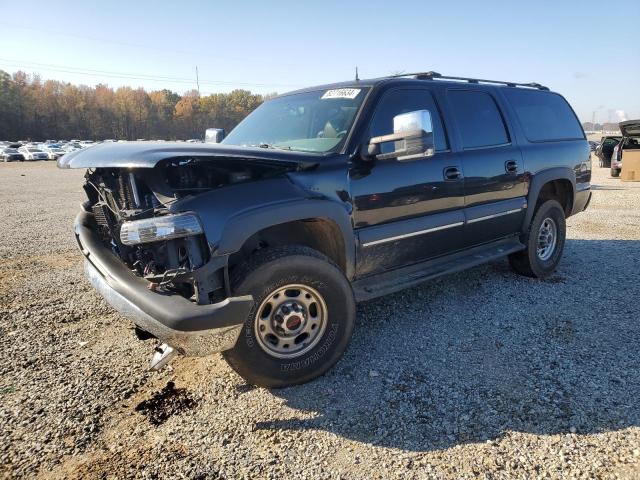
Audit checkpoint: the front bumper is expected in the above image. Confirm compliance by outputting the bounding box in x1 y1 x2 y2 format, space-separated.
75 211 253 356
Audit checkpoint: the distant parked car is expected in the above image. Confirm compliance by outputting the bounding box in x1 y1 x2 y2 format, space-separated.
64 142 82 152
595 136 621 168
18 146 49 161
44 146 66 160
79 140 96 148
611 120 640 177
1 148 25 162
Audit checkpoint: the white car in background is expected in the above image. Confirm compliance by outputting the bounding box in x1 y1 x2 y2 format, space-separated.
79 140 96 148
64 143 82 152
44 146 66 160
18 146 49 161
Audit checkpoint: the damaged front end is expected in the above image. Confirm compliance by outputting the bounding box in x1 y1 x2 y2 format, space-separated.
83 161 231 305
68 146 303 368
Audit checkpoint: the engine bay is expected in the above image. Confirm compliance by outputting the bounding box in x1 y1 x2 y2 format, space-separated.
82 156 292 301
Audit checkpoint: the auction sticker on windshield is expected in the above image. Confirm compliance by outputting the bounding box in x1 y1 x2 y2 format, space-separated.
321 88 361 100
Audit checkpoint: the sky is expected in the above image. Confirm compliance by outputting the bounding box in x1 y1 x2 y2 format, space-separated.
0 0 638 123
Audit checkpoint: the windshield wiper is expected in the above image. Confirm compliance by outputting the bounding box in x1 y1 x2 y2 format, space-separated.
254 143 291 151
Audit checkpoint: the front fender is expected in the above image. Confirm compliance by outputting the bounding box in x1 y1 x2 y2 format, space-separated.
169 177 356 278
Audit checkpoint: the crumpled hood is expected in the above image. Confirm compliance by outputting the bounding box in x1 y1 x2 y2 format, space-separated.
57 141 319 169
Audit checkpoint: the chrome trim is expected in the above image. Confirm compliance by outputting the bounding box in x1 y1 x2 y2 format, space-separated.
362 221 464 247
467 208 522 224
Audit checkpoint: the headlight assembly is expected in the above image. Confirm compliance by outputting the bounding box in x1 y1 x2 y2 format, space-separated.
119 213 203 245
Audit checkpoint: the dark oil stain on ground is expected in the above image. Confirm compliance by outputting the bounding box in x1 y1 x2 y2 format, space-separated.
135 381 197 426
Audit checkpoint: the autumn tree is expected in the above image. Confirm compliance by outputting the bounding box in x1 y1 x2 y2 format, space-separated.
0 69 268 141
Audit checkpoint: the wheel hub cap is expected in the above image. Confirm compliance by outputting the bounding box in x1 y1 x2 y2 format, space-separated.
536 217 557 261
254 284 328 359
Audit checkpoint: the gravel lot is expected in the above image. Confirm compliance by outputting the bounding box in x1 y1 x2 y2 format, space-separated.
1 159 640 479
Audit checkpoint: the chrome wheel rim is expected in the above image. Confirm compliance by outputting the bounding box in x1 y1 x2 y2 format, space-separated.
537 217 557 261
254 284 327 359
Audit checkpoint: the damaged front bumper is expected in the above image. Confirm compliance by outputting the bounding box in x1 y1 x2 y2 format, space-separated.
75 211 253 357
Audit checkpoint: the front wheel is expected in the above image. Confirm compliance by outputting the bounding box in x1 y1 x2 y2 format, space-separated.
223 246 355 387
509 199 566 279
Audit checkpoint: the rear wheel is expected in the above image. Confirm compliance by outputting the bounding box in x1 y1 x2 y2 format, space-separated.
509 199 566 278
223 246 355 387
611 168 620 178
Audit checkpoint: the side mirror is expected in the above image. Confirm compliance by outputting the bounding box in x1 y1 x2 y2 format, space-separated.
205 128 225 144
363 110 435 162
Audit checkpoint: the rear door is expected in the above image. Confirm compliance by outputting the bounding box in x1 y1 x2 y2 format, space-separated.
445 88 527 246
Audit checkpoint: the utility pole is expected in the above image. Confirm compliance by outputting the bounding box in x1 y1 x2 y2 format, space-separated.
196 66 200 95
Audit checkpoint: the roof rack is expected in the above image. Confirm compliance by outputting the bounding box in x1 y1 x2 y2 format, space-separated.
391 71 549 91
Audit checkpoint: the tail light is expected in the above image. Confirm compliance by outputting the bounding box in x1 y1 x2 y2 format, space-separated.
612 144 621 162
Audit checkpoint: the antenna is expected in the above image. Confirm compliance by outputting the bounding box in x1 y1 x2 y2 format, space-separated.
355 66 359 82
195 66 200 95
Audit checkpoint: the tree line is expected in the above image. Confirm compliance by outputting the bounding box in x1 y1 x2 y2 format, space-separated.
0 70 272 141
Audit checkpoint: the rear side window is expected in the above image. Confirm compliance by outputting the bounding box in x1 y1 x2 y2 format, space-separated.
503 89 584 142
448 90 509 149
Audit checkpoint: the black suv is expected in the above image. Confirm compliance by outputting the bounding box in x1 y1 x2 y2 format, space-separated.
60 72 591 387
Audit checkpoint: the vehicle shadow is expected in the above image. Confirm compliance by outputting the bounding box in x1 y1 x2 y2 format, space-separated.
255 239 640 452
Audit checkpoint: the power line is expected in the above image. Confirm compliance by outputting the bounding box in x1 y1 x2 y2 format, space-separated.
0 21 292 68
0 58 303 89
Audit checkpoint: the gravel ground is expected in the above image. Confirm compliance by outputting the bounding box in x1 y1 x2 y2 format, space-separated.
1 159 639 479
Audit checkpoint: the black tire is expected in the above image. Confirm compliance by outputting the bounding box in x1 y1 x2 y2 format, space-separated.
611 168 620 178
508 199 566 279
223 245 355 388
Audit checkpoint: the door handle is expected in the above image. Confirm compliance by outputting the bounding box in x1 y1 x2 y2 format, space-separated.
505 160 518 174
443 166 462 181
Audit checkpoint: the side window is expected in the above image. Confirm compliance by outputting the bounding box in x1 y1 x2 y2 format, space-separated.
503 89 584 142
369 89 448 154
448 90 509 149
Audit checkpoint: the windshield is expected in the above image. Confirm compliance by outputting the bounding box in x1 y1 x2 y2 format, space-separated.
223 88 368 153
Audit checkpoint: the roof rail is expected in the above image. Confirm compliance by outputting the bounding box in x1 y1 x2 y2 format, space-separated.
390 71 549 91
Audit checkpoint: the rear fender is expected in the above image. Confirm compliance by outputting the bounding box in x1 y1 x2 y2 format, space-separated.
523 167 575 231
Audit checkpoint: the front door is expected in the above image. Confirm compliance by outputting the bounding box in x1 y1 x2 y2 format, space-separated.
350 87 465 277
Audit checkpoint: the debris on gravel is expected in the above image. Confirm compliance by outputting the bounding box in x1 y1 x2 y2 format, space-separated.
1 161 639 479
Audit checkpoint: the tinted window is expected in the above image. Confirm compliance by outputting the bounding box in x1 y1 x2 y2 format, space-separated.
448 90 509 148
369 89 448 153
503 89 584 142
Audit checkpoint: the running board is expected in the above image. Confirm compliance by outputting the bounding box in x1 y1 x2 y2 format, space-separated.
353 237 525 302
